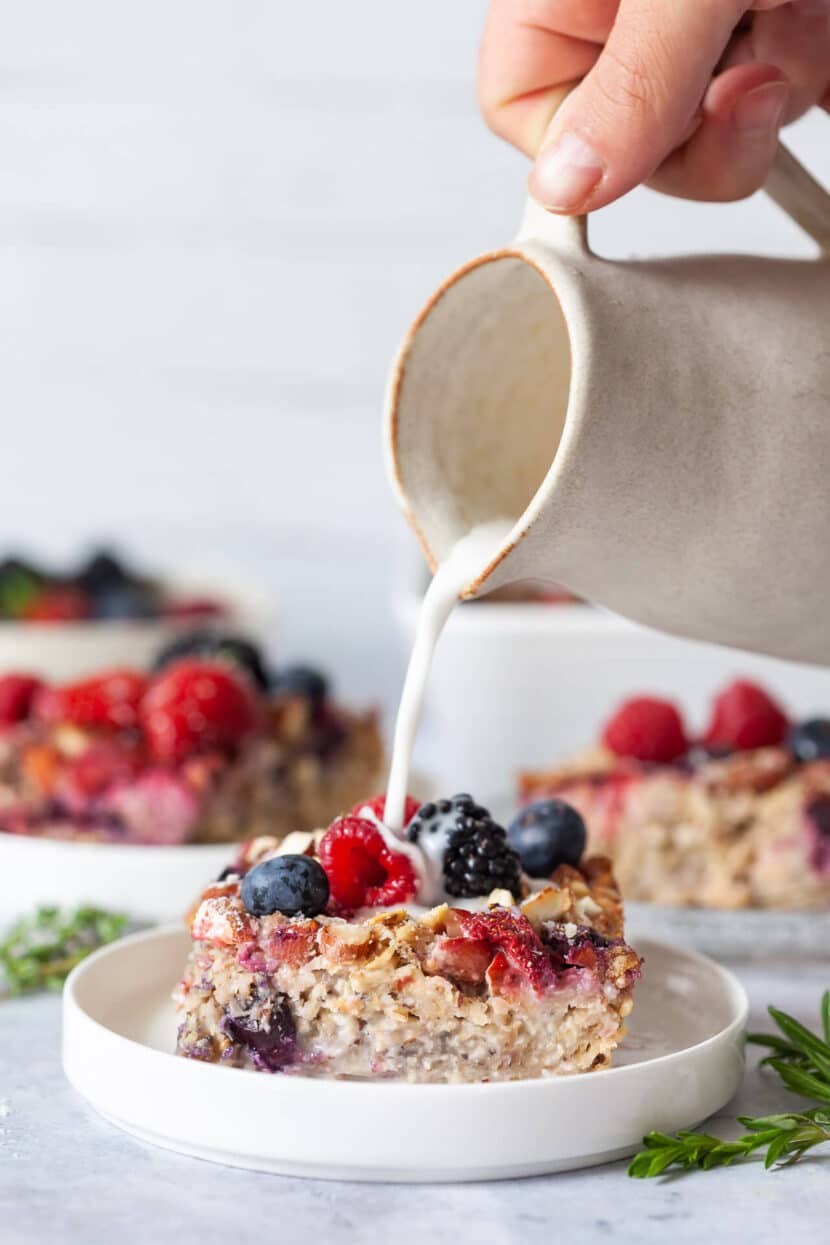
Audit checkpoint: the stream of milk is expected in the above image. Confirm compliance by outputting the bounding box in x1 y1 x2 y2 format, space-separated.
383 518 514 834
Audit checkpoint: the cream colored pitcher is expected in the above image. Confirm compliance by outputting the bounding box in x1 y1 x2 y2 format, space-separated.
384 145 830 665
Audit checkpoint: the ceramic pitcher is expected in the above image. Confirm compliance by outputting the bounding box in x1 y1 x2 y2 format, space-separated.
385 144 830 665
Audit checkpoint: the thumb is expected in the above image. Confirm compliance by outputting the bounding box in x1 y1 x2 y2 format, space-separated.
529 0 750 213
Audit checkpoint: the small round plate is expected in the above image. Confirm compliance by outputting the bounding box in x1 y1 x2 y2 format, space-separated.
0 833 229 925
63 926 747 1182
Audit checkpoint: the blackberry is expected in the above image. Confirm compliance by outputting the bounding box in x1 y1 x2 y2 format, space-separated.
409 794 522 899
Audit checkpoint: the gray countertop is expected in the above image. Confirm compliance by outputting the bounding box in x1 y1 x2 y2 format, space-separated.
1 957 826 1245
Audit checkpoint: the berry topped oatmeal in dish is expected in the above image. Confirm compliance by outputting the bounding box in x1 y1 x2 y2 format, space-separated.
0 633 383 847
519 679 830 910
174 792 641 1083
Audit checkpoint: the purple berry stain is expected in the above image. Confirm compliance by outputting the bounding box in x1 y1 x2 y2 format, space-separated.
222 998 297 1071
805 795 830 874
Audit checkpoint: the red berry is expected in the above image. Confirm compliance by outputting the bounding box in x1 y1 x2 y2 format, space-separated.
164 596 225 620
602 696 688 763
703 679 789 751
23 585 91 622
350 793 421 827
318 816 418 911
454 909 555 995
58 738 144 804
0 674 43 725
140 659 259 763
34 669 147 731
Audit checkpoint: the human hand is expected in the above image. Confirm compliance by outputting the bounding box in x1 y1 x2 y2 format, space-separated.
479 0 830 211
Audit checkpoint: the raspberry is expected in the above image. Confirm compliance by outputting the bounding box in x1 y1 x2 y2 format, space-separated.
351 793 421 827
34 669 148 731
602 696 688 763
140 659 259 764
0 674 43 725
703 679 789 751
23 585 91 622
454 909 555 995
318 816 418 911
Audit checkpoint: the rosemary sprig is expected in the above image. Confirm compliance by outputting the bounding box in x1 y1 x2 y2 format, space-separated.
0 905 127 996
629 991 830 1178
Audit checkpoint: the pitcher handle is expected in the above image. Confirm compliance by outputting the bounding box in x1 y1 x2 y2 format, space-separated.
517 140 830 256
765 143 830 254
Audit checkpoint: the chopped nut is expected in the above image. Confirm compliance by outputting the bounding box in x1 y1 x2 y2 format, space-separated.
520 886 570 928
487 888 517 909
319 921 374 963
274 831 316 858
420 904 450 931
191 896 253 947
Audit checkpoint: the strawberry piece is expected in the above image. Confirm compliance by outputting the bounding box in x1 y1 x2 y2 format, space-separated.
703 679 789 752
34 669 147 731
425 936 492 984
454 908 555 995
485 950 530 999
0 674 43 725
351 793 421 827
318 816 418 911
23 585 91 622
140 659 259 763
601 696 688 763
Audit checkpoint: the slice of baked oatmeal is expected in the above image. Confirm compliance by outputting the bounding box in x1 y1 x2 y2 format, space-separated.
519 681 830 909
174 798 640 1083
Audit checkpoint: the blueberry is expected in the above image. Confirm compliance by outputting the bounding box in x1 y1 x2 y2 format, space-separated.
507 799 587 876
93 583 156 620
270 664 329 707
240 854 330 917
153 629 269 690
75 549 130 594
789 718 830 764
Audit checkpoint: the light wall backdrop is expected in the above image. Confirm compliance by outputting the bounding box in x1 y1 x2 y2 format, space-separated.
1 2 827 713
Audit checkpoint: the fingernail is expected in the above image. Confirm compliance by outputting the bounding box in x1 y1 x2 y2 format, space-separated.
733 82 788 134
529 132 604 211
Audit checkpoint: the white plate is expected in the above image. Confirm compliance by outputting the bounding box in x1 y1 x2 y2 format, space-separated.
0 833 228 925
63 926 747 1182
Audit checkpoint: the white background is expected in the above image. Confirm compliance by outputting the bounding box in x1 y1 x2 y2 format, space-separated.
1 1 827 716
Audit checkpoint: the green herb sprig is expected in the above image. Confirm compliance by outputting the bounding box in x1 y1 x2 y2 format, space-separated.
629 991 830 1178
0 905 127 995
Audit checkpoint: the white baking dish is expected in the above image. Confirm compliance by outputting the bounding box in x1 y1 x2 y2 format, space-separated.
0 568 273 680
395 577 830 801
